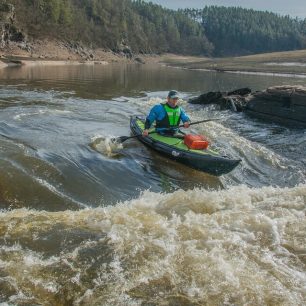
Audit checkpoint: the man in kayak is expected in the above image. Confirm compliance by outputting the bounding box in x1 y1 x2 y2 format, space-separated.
143 90 190 137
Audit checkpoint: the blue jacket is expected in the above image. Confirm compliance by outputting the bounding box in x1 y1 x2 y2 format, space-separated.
145 103 190 133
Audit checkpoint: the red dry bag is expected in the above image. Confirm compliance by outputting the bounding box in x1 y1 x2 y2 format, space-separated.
184 134 209 150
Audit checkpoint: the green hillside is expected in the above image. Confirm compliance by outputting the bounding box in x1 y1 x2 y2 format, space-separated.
0 0 213 55
1 0 306 57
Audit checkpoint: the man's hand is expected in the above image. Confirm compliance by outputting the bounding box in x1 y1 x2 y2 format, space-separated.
143 129 149 136
183 121 190 128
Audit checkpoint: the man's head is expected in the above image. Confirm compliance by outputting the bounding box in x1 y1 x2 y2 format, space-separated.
167 90 180 107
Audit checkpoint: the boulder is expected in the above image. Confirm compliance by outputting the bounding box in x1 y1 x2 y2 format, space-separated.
188 91 223 105
228 87 252 96
118 41 133 59
134 57 145 64
188 87 250 111
122 46 133 59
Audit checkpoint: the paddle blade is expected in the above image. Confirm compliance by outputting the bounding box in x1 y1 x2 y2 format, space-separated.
110 136 126 143
111 133 145 144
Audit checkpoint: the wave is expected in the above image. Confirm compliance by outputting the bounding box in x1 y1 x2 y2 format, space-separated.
0 184 305 305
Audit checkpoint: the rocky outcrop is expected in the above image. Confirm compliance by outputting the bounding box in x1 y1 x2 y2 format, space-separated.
63 41 95 60
189 86 306 127
117 41 133 59
134 57 145 64
0 3 143 62
245 86 306 127
0 1 25 48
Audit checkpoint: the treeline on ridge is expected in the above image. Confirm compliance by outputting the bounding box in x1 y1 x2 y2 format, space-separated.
184 6 306 56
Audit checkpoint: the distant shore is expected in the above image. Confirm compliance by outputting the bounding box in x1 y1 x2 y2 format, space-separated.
1 40 306 77
159 50 306 77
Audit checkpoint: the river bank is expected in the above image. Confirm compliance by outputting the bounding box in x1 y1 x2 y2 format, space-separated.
0 39 150 67
1 40 306 77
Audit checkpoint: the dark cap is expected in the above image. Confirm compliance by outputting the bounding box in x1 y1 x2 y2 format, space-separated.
167 90 180 99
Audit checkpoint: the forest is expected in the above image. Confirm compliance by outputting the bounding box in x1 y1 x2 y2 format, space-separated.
4 0 213 55
184 6 306 56
1 0 306 56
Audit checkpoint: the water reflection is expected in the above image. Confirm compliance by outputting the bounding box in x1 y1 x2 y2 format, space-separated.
0 63 305 100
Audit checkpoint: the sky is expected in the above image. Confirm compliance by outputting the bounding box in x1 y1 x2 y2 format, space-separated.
147 0 306 18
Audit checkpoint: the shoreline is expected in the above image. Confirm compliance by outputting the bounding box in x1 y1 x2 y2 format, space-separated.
3 54 306 79
2 56 306 79
158 50 306 77
1 40 306 77
0 39 153 68
0 53 159 68
164 64 306 78
0 58 110 67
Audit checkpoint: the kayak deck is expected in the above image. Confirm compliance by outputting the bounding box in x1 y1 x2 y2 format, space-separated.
130 116 241 176
137 120 219 156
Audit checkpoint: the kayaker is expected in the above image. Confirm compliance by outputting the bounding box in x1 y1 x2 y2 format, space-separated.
143 90 190 137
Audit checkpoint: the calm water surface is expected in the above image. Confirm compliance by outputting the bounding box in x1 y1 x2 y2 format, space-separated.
0 63 305 305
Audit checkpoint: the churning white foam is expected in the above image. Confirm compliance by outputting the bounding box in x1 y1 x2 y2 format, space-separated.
0 184 305 305
90 135 123 157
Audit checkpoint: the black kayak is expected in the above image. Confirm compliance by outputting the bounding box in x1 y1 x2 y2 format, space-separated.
130 116 241 176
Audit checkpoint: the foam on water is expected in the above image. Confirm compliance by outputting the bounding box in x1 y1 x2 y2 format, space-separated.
90 135 123 157
13 109 72 120
185 114 306 186
0 185 305 305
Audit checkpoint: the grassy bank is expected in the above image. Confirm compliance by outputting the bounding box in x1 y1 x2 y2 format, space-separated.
159 50 306 75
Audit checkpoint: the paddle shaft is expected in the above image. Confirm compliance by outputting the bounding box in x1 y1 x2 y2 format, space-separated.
185 118 221 127
116 118 221 143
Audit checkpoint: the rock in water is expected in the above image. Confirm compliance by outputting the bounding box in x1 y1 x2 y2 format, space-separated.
189 85 306 127
245 86 306 127
188 88 250 112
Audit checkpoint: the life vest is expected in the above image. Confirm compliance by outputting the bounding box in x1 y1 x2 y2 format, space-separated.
156 103 181 129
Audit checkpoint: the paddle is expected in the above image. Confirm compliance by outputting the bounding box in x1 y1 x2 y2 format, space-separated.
112 118 221 144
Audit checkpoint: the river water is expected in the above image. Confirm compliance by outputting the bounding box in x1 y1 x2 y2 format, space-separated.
0 63 305 305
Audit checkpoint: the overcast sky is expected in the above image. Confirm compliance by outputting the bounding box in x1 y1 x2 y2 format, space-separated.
147 0 306 18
